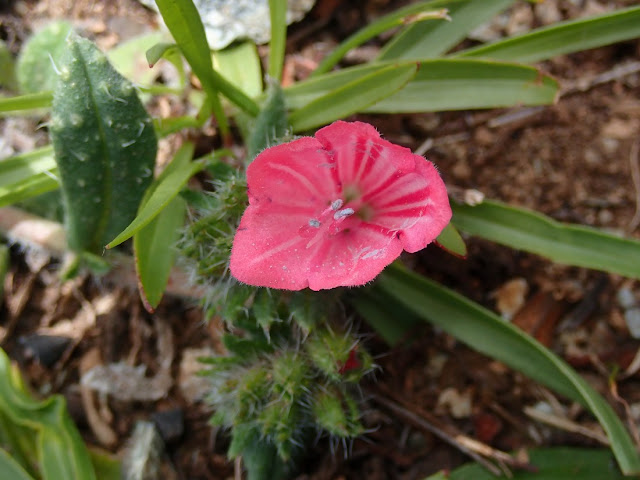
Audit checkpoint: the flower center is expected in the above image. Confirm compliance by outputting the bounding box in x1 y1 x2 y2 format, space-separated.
299 196 363 247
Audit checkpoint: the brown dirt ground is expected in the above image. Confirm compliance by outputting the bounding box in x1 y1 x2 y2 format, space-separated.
1 0 640 479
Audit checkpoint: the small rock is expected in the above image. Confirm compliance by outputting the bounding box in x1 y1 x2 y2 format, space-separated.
617 287 637 309
494 278 529 320
437 387 472 419
151 409 184 443
19 334 71 367
624 308 640 339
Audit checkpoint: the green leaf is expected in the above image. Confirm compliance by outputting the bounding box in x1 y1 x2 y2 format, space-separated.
16 20 73 94
247 83 289 161
0 348 97 480
372 264 640 475
0 92 53 115
367 59 558 113
312 2 450 76
285 60 557 114
425 447 625 480
435 222 466 256
451 199 640 279
107 31 166 86
268 0 287 82
154 0 259 117
0 40 17 91
145 42 179 67
349 289 421 345
89 449 121 480
50 34 158 253
134 196 186 311
378 0 515 61
107 142 201 249
212 41 263 99
0 448 34 480
0 146 55 186
289 62 418 132
0 146 60 207
455 6 640 64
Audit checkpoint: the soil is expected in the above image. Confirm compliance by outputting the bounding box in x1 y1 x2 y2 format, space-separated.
1 0 640 479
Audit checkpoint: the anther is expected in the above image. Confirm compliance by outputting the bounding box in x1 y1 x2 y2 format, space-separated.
331 199 344 210
309 219 321 228
333 208 355 220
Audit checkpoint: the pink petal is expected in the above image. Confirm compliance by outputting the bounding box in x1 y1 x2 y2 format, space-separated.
369 158 451 253
306 220 403 290
246 136 338 210
315 121 415 196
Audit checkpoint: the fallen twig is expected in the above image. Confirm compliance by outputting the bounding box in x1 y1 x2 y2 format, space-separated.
371 387 536 477
523 405 609 445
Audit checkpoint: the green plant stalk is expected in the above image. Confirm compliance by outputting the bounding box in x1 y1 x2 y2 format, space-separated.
311 3 450 76
268 0 287 82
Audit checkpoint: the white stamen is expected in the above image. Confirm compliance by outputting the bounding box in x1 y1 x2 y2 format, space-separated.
334 208 355 220
309 219 321 228
331 199 344 210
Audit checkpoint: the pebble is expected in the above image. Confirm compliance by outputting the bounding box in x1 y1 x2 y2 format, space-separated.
617 287 637 309
151 409 184 443
19 334 71 367
624 308 640 339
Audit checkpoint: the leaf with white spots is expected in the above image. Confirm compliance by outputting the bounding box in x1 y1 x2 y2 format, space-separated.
50 34 157 253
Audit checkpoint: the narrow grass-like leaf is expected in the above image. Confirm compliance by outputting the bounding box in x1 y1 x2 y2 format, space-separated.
155 0 259 116
373 264 640 475
367 59 558 113
146 42 178 67
268 0 287 82
312 3 449 76
289 63 417 132
0 172 59 207
378 0 515 61
0 348 97 479
0 92 52 114
134 196 186 311
455 6 640 64
350 289 421 345
50 34 157 253
285 63 390 110
107 143 200 249
0 146 55 186
424 447 625 480
0 448 34 480
285 60 557 114
435 222 466 257
452 199 640 279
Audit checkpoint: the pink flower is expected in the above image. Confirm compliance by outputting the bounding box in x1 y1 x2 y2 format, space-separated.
230 121 451 291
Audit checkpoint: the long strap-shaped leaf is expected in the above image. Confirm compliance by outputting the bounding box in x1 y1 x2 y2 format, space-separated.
285 59 557 114
50 34 157 253
0 146 59 207
289 63 418 132
372 264 640 475
452 199 640 279
454 6 640 63
377 0 515 61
